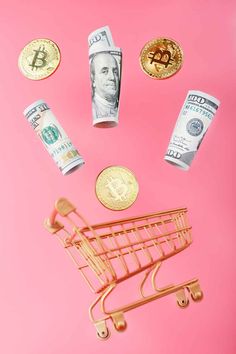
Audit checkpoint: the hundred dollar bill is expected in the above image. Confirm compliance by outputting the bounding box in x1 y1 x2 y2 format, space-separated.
24 100 84 175
88 26 122 127
164 90 220 170
88 25 114 54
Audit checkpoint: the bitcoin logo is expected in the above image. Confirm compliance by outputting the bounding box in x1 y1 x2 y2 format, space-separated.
30 45 47 70
148 49 173 68
18 38 61 80
105 177 128 201
95 166 139 210
139 37 183 79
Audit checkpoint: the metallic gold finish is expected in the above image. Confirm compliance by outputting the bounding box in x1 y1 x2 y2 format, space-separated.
44 218 64 234
111 312 127 332
95 320 110 340
139 37 183 79
176 288 189 308
95 166 139 210
18 38 61 80
55 198 76 216
44 198 203 340
187 281 203 301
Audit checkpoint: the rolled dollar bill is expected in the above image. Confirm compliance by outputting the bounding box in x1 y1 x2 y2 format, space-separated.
164 90 220 170
88 26 122 128
24 100 84 175
88 25 114 55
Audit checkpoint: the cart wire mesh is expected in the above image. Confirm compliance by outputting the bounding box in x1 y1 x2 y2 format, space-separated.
49 203 192 294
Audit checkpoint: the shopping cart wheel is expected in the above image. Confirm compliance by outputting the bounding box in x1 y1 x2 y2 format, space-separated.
114 320 127 332
96 328 111 340
176 289 189 308
95 321 111 340
111 312 127 332
187 281 203 302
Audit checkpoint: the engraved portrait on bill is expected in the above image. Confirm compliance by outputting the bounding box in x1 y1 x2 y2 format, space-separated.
88 26 122 127
89 50 122 127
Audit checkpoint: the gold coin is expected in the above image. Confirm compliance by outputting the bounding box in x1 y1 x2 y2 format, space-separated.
18 38 61 80
95 166 139 210
139 37 183 79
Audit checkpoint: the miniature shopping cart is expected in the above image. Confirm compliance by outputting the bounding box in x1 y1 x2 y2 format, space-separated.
44 198 203 340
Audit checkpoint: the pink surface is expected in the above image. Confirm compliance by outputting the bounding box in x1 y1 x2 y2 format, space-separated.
0 1 235 353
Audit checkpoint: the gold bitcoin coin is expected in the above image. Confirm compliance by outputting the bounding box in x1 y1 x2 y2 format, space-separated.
139 37 183 79
95 166 139 210
18 38 61 80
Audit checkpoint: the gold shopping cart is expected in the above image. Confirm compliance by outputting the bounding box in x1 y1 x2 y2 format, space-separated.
44 198 203 340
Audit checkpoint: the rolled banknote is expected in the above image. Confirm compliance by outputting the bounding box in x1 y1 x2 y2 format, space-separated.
88 26 122 127
24 100 84 175
164 90 220 170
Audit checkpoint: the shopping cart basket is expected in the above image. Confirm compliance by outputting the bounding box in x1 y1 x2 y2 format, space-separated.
44 198 203 339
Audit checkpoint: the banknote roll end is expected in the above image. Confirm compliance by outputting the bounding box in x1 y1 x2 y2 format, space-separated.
164 156 190 171
23 99 47 117
93 120 118 128
62 159 85 176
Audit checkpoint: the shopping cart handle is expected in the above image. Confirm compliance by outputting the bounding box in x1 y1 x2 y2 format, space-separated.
45 198 76 232
55 198 76 217
48 198 76 226
44 218 64 234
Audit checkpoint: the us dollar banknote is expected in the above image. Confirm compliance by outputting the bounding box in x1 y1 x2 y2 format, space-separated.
88 25 114 54
24 100 84 175
88 26 122 127
164 90 220 170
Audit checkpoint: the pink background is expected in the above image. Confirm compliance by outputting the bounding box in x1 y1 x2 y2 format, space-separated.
0 0 235 353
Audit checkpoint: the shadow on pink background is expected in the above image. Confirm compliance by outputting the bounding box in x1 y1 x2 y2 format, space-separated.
0 0 235 353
